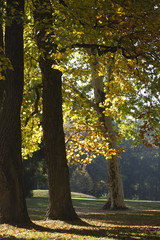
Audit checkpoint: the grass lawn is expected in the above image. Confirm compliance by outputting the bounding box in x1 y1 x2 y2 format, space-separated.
0 190 160 240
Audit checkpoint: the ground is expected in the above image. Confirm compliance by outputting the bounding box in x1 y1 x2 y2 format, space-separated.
0 191 160 239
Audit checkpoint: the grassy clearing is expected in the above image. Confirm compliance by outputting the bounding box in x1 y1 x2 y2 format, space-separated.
0 190 160 240
32 190 96 199
126 199 160 210
30 190 160 215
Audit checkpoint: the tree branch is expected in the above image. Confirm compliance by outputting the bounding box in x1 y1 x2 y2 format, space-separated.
72 44 118 55
58 0 68 7
24 84 42 126
71 85 99 112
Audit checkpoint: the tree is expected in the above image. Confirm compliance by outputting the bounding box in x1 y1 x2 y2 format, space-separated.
88 49 126 209
23 147 47 197
70 165 94 195
55 0 160 209
0 1 5 109
32 0 78 221
0 0 30 224
70 156 108 198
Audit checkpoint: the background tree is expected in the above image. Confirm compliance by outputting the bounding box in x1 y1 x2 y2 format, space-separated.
69 142 160 200
23 147 47 197
121 142 160 201
55 0 160 209
70 165 94 195
88 50 125 209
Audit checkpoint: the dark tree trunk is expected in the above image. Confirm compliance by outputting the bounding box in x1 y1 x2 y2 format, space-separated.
40 60 78 220
0 2 5 110
0 0 30 225
33 0 78 221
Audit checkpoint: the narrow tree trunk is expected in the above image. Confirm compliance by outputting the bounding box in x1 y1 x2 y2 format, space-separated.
33 0 78 221
0 0 30 225
0 2 5 110
104 117 126 209
89 50 126 210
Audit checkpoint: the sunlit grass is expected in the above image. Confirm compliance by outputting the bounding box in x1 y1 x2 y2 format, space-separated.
32 190 96 199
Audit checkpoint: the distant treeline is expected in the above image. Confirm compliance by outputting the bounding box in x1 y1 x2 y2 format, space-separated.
24 142 160 201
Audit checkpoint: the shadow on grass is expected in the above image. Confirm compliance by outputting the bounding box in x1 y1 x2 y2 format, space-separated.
24 196 160 239
72 198 106 209
78 210 160 226
0 238 25 240
9 221 108 238
26 197 48 209
1 213 160 240
0 236 26 240
5 220 159 240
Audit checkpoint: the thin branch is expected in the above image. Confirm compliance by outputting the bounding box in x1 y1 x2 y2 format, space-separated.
71 85 99 112
72 44 118 56
24 84 42 126
121 47 142 59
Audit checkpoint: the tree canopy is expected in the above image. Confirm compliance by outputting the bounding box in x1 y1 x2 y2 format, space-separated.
21 0 160 160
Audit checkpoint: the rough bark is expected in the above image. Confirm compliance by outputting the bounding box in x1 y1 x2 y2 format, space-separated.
104 117 126 209
40 60 78 220
0 80 5 110
0 0 30 225
89 50 126 210
0 2 5 110
33 0 78 221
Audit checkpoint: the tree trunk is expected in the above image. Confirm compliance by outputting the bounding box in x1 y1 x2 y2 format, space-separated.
0 0 30 225
33 0 78 221
104 117 126 209
40 60 78 220
0 3 5 110
89 50 126 210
